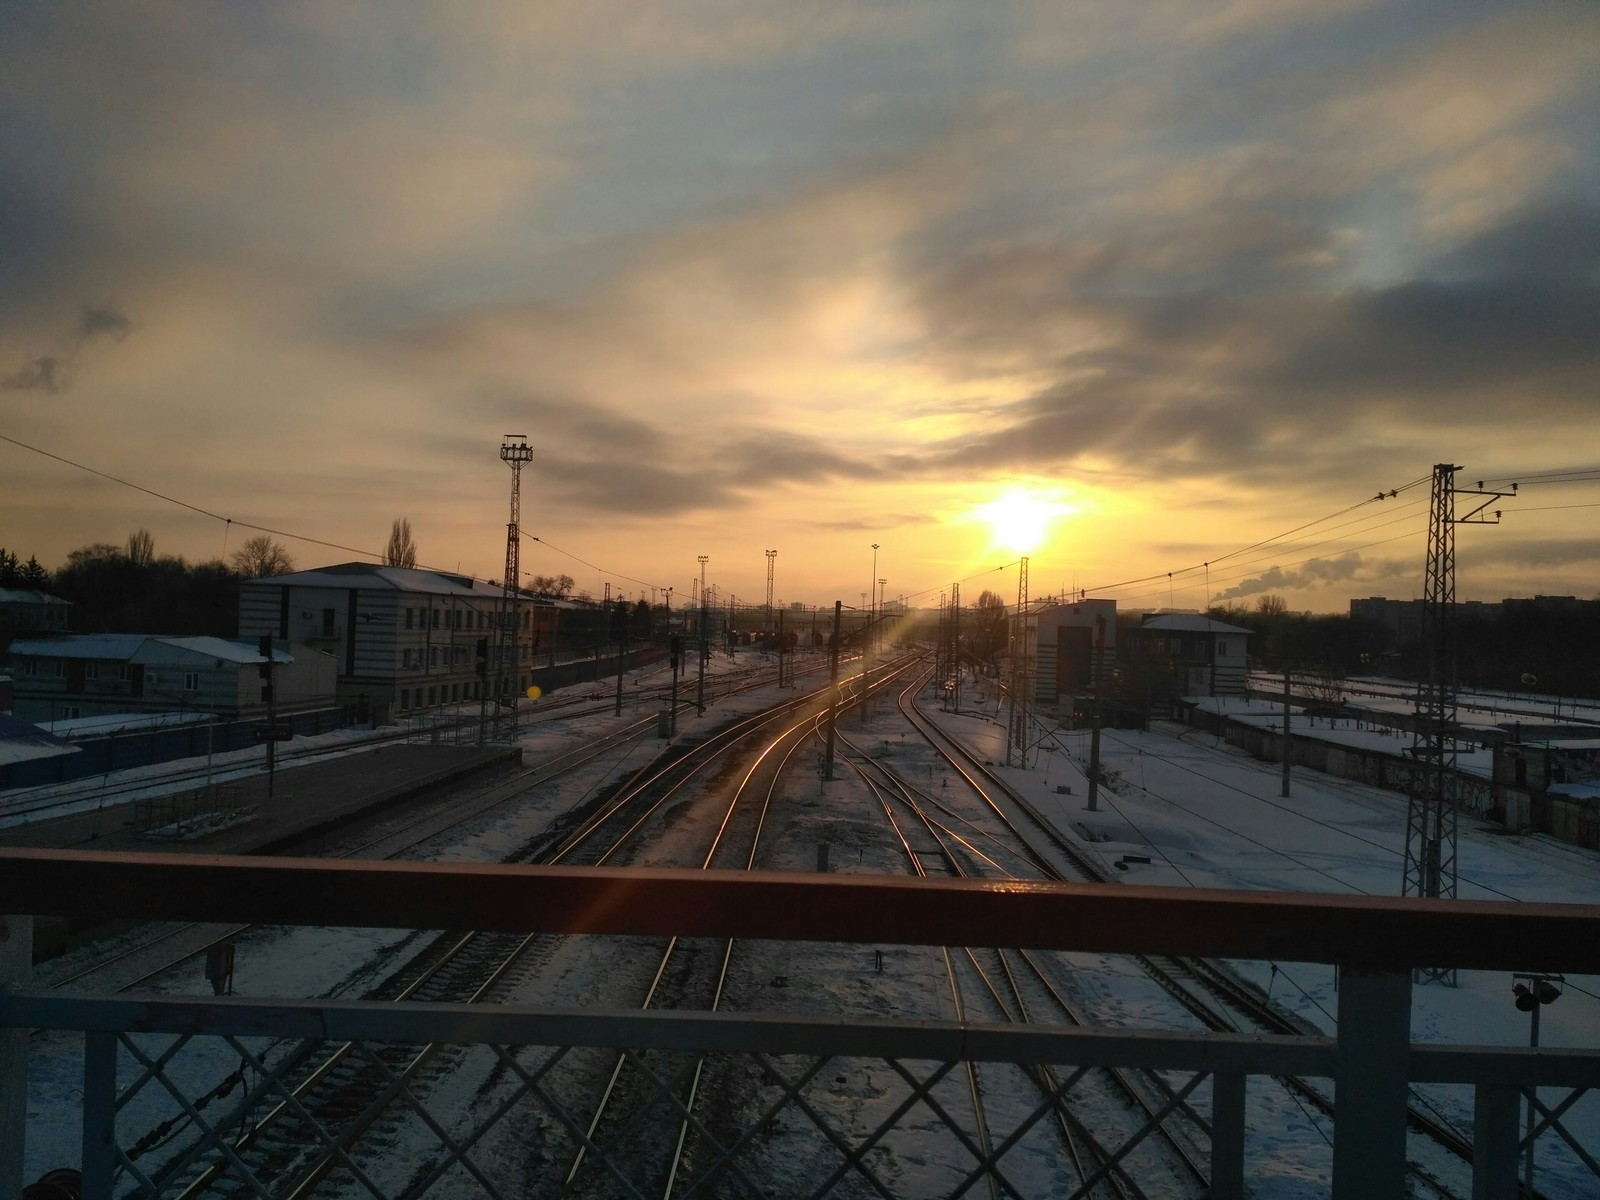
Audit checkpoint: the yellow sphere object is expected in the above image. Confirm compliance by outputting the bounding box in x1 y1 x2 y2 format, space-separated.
526 685 542 701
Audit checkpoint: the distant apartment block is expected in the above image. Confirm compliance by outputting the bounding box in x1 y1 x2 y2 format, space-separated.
1350 595 1591 638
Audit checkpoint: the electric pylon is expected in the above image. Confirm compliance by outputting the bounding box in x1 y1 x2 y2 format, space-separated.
765 550 777 632
499 435 533 739
1402 464 1514 984
1007 557 1031 764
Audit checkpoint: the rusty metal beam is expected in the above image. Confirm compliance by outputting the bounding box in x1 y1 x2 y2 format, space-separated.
3 848 1598 972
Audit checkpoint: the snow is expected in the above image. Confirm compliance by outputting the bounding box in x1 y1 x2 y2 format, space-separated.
15 656 1600 1196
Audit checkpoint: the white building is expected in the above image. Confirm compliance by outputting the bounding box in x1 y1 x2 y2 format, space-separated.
1032 600 1118 704
5 633 335 723
237 563 556 723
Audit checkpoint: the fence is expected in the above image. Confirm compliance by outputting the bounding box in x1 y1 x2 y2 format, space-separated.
3 851 1598 1199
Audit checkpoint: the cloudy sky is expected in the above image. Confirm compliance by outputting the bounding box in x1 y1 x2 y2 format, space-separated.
3 1 1598 613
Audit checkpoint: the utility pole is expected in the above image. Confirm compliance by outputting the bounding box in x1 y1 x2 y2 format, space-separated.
870 543 879 651
257 635 277 799
1009 556 1031 765
1281 664 1293 797
824 600 842 780
765 549 777 633
696 555 709 715
1402 466 1514 988
499 435 533 742
950 583 962 713
1086 615 1106 813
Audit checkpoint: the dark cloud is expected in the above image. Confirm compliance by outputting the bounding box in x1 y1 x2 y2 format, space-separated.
1 355 62 393
900 199 1600 493
79 303 132 342
1461 537 1600 570
2 302 134 395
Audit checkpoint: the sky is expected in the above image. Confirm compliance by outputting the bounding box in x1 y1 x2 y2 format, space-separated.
2 1 1598 614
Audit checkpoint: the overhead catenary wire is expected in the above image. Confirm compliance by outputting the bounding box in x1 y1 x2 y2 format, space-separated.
1 430 668 598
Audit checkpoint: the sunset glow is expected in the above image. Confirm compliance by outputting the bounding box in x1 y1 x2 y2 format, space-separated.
0 6 1596 611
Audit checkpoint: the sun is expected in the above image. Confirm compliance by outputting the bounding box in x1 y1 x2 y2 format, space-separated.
973 488 1071 554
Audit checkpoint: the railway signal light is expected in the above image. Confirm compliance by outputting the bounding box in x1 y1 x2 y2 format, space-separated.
1512 976 1561 1011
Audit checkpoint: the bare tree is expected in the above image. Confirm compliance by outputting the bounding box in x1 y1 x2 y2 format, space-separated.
126 528 155 567
528 573 575 598
231 535 295 577
1255 594 1289 618
384 517 418 568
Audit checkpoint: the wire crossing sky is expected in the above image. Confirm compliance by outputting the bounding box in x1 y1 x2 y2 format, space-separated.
3 4 1598 611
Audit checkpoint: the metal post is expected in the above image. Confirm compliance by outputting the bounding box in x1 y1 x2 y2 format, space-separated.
1211 1073 1246 1199
1472 1083 1521 1200
82 1029 117 1197
1282 664 1292 798
1330 966 1412 1199
824 601 841 781
1087 615 1106 812
0 914 31 1200
1525 1000 1541 1195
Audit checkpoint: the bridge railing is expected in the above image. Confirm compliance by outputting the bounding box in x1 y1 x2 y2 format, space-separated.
2 849 1598 1200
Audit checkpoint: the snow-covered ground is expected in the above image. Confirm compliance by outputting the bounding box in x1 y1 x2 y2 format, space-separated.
16 655 1600 1196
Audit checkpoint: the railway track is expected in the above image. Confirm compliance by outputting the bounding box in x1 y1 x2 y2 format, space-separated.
111 658 891 1197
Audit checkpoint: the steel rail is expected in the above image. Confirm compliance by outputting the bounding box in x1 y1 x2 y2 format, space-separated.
898 669 1485 1197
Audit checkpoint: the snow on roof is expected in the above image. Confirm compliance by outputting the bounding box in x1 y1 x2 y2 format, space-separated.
9 633 151 659
0 587 72 606
0 712 81 766
8 633 299 665
42 710 217 739
153 636 293 664
241 561 502 598
1138 614 1253 635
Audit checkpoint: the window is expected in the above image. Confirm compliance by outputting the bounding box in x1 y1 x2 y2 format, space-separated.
117 664 131 682
85 663 99 681
451 683 460 702
22 659 36 677
400 689 410 710
1217 640 1228 656
431 608 440 629
322 608 336 637
427 686 437 705
430 647 439 667
53 661 64 677
183 672 199 692
405 608 415 630
61 706 81 720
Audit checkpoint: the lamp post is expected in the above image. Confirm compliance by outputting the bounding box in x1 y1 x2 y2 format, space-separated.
1512 972 1563 1192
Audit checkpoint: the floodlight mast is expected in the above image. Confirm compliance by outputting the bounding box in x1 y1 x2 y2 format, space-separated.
499 435 533 740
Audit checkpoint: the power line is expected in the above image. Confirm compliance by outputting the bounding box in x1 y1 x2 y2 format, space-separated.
0 430 500 585
1076 476 1431 598
518 529 673 595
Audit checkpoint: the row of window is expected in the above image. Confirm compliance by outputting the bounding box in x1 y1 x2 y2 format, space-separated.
397 676 533 711
14 660 197 690
401 605 534 632
398 644 534 672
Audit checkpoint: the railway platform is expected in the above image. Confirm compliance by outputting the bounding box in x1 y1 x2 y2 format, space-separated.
0 743 519 857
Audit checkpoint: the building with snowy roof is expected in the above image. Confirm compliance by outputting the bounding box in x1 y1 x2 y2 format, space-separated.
236 562 565 723
4 633 336 724
1120 613 1252 700
0 586 72 633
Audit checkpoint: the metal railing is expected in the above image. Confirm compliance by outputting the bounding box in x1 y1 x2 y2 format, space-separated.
2 850 1598 1199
